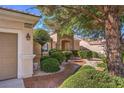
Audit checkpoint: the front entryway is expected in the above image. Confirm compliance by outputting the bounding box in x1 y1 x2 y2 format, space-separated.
0 32 17 80
61 40 71 51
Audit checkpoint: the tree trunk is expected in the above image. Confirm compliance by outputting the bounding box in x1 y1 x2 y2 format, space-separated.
71 34 75 50
56 32 61 50
104 6 124 77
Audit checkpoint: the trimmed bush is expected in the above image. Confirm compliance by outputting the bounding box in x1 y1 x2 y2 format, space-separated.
40 56 50 62
60 65 124 88
60 66 99 88
51 51 66 64
78 50 87 58
87 51 93 59
63 51 73 61
72 50 78 57
40 56 51 70
49 48 60 55
41 58 60 72
78 50 100 59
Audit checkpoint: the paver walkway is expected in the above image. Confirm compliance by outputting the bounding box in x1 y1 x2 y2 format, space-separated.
23 59 85 88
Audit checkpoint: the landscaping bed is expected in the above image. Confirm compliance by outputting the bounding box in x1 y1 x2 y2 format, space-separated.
60 64 124 88
39 49 73 73
24 60 84 88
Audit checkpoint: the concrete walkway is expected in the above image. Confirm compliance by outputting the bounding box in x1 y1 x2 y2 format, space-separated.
0 79 25 88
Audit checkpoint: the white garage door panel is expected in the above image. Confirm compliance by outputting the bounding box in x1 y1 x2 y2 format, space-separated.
0 32 17 80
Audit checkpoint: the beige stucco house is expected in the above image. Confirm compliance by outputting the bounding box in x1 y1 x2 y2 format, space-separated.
0 8 39 80
33 33 81 63
48 33 81 51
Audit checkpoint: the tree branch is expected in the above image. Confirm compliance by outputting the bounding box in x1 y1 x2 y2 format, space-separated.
61 5 104 24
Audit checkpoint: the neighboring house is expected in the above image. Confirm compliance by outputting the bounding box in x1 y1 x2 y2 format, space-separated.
34 32 106 64
0 7 39 80
47 33 81 51
33 32 81 63
80 39 106 54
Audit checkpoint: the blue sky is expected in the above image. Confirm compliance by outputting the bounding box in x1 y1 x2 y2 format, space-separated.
0 5 41 16
0 5 49 30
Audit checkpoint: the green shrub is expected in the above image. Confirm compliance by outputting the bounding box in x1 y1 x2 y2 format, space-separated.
72 50 78 57
78 50 87 58
49 48 60 55
40 56 51 70
87 51 93 59
60 66 98 88
97 62 107 68
121 52 124 61
98 54 106 62
78 51 100 59
60 65 124 88
40 56 50 62
92 52 99 58
63 51 73 61
41 58 60 72
112 76 124 88
50 51 66 64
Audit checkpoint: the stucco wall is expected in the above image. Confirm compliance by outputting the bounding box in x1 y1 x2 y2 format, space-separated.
21 28 34 78
74 40 80 50
0 12 38 78
48 33 80 50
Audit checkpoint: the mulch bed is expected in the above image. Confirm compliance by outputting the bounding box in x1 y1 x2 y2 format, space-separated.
23 60 85 88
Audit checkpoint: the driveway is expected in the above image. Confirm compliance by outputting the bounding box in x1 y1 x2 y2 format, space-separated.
0 79 25 88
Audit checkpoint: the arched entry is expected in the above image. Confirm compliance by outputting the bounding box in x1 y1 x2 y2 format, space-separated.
61 40 71 51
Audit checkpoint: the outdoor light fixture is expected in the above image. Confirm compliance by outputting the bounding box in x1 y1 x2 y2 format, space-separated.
26 33 31 40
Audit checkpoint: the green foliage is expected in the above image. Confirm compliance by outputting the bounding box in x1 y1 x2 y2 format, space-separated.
63 51 73 61
33 29 50 46
40 56 51 69
112 76 124 88
41 58 60 72
122 52 124 62
60 65 124 88
37 6 105 39
92 52 99 58
87 51 93 59
40 56 51 62
49 48 60 55
97 62 107 68
51 51 66 64
97 55 108 71
72 50 79 57
78 50 100 59
100 55 107 63
78 50 87 58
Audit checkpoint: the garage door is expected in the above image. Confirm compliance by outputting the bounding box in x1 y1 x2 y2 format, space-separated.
0 32 17 80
